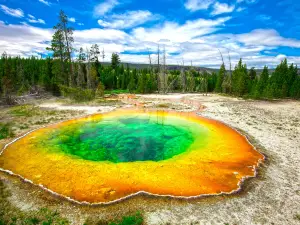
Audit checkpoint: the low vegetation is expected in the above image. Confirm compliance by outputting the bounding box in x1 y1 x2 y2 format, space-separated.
84 212 143 225
59 85 95 102
0 123 14 140
0 179 143 225
156 103 170 108
0 180 69 225
1 11 299 104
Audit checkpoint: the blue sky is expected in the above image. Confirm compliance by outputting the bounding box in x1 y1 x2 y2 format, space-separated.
0 0 300 68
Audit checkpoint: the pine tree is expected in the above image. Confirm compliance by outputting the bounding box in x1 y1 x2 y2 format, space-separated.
137 72 146 93
127 70 136 93
254 66 269 98
287 64 297 97
215 64 225 92
290 75 300 99
248 67 257 92
78 47 86 62
111 53 120 70
90 44 100 62
47 10 74 87
46 28 65 84
208 72 217 92
270 59 289 98
232 59 248 96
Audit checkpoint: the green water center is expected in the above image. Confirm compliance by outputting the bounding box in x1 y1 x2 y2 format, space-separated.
48 116 195 162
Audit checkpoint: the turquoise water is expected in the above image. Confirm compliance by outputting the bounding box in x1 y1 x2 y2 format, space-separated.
48 116 195 162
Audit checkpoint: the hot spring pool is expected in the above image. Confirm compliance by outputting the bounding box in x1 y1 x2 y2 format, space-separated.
0 109 264 204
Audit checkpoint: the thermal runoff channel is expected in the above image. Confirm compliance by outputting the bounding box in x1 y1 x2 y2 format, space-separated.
0 110 264 203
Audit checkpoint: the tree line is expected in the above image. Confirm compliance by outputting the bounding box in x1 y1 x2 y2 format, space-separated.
0 10 299 103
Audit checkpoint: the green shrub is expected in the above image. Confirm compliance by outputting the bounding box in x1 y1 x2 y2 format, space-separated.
9 105 37 117
84 212 143 225
9 105 59 118
0 123 14 139
59 85 95 102
96 82 105 98
156 103 169 108
0 180 69 225
104 90 129 95
109 212 143 225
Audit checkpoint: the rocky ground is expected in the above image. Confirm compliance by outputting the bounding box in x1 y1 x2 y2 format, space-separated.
0 94 299 225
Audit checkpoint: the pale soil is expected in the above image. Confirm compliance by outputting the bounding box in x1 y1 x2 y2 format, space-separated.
1 94 300 225
39 102 117 114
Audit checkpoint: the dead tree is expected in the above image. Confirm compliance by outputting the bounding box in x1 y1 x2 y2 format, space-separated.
157 44 160 73
148 48 152 73
180 59 186 93
158 45 167 93
102 48 105 63
86 47 92 89
218 49 224 65
159 45 167 93
156 44 160 92
227 50 232 93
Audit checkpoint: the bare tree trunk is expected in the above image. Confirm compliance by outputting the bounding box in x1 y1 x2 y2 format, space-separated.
86 47 91 89
218 49 224 65
157 44 160 92
77 63 85 88
148 48 152 74
180 59 186 93
228 50 232 93
102 48 105 63
62 22 73 87
163 45 167 93
157 44 160 73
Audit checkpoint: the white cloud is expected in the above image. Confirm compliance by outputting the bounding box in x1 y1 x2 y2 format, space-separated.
28 18 46 24
236 29 300 48
236 7 246 12
0 5 24 18
256 14 271 21
211 2 235 15
0 21 52 57
38 0 51 6
1 19 300 68
78 23 84 26
237 0 258 3
68 17 76 23
185 0 215 12
98 10 159 29
132 16 231 43
94 0 118 17
26 14 45 24
73 28 128 43
28 14 35 19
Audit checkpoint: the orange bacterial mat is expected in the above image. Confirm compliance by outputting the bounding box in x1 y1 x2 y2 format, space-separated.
0 109 264 204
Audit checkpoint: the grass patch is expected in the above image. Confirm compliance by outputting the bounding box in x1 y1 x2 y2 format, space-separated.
19 124 29 130
0 123 14 140
0 179 143 225
110 212 143 225
156 103 169 108
105 90 130 95
84 212 143 225
9 105 38 117
9 105 59 118
294 214 300 221
60 85 95 102
95 99 122 106
0 180 69 225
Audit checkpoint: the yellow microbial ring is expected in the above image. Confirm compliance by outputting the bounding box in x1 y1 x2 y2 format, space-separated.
0 109 264 204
